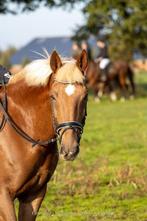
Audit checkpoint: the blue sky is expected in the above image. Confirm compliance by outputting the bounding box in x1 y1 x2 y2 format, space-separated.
0 6 84 50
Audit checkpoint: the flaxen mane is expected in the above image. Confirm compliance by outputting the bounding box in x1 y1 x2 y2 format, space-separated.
10 55 85 86
55 62 85 84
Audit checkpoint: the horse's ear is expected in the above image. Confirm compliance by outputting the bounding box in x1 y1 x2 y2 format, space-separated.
76 49 88 74
50 50 62 73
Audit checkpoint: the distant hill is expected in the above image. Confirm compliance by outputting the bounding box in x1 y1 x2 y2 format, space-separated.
11 36 73 65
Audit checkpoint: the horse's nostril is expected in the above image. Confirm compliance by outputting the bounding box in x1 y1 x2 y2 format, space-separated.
69 151 74 156
60 145 79 161
60 150 67 156
69 146 79 156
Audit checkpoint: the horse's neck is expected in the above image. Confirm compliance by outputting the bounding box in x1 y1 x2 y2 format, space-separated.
7 81 55 141
88 61 99 75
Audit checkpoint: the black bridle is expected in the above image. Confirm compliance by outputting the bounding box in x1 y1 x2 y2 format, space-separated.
56 121 83 144
0 77 85 148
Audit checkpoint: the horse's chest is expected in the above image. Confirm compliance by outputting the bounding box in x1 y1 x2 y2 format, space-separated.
23 168 49 191
15 150 58 197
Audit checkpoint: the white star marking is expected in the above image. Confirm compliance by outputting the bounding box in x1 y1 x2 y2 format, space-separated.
65 84 76 96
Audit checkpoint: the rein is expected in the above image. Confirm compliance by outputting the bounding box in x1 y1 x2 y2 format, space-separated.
0 76 7 131
0 99 57 147
0 79 85 148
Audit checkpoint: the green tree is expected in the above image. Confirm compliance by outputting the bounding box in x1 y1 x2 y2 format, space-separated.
0 0 146 60
0 0 82 14
75 0 147 60
0 47 17 68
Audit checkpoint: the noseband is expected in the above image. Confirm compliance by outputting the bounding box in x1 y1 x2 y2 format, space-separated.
56 121 83 143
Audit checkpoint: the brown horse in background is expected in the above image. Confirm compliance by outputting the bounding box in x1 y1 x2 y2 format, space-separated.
87 59 136 101
0 50 88 220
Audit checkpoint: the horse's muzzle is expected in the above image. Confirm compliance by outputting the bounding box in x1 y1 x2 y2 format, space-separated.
60 145 79 161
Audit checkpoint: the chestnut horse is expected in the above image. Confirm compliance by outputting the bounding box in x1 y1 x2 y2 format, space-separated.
0 50 88 220
87 60 135 101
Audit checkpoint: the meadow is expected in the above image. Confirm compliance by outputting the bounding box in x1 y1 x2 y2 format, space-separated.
37 71 147 221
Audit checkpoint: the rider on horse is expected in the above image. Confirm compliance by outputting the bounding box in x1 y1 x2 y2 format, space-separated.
96 36 110 81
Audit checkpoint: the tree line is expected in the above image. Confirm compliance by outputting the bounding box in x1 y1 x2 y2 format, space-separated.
0 0 146 61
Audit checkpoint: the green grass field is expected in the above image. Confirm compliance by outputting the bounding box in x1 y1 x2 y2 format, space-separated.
38 72 147 221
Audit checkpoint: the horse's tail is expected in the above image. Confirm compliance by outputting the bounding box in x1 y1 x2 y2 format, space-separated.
127 65 136 96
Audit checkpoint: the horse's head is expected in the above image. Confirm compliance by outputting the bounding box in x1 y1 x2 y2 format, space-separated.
49 50 88 161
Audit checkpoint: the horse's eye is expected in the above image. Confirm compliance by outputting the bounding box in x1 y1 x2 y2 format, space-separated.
50 95 56 101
